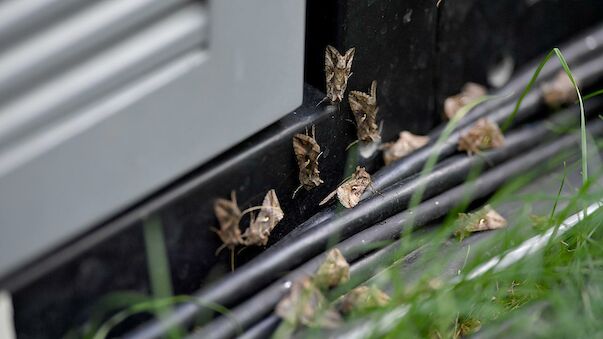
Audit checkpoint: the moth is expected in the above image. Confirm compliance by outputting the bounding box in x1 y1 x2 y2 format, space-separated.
454 205 507 240
319 166 371 208
349 81 381 143
457 118 504 155
541 71 578 107
444 82 487 120
275 276 342 329
212 191 243 253
338 285 390 315
325 45 356 103
381 131 430 165
313 248 350 290
242 189 284 247
293 126 324 192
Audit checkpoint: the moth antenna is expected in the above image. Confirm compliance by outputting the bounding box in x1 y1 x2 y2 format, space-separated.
316 151 324 161
345 118 357 127
319 189 338 206
369 182 383 197
305 126 309 136
237 246 248 255
230 190 237 205
371 80 377 97
292 184 303 199
312 124 316 139
346 139 359 150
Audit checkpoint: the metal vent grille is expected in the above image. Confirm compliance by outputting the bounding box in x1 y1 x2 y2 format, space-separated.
0 0 208 151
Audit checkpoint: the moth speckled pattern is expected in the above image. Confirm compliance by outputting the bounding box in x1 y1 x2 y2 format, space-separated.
242 189 284 247
457 118 505 155
325 45 356 103
349 80 381 143
320 166 372 208
292 126 324 191
212 191 243 252
381 131 430 165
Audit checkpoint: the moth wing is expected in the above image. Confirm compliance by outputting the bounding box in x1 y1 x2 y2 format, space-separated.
348 91 371 114
344 47 356 69
257 189 284 233
325 45 339 69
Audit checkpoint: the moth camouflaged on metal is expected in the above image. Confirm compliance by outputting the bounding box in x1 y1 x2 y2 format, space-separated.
242 189 284 247
275 276 343 329
319 166 372 208
338 285 390 315
457 118 505 155
313 248 350 290
381 131 430 165
444 82 487 120
349 80 381 143
212 191 243 252
325 45 355 103
454 205 507 240
292 127 324 191
541 70 578 108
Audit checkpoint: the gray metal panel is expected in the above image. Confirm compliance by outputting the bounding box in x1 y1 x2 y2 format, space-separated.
0 0 306 277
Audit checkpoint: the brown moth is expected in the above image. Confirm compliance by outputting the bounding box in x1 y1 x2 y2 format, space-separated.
275 276 343 329
541 71 578 107
381 131 430 165
444 82 487 120
319 166 371 208
338 285 390 315
454 205 507 240
457 118 504 155
213 191 243 252
242 189 284 247
325 45 356 103
349 81 381 143
292 126 324 191
454 317 482 339
313 248 350 290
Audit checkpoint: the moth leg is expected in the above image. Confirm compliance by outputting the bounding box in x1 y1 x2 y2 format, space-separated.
315 96 328 107
292 184 303 199
311 124 316 139
346 139 359 150
215 243 227 256
369 182 383 197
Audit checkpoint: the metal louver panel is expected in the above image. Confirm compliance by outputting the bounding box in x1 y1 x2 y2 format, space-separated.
0 0 206 152
0 0 305 280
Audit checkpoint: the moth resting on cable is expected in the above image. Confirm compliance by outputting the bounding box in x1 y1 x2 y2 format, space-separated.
457 118 505 155
381 131 430 165
325 45 356 103
242 189 284 247
338 285 390 315
212 191 243 253
349 80 381 143
454 205 507 240
319 166 371 208
313 248 350 290
275 276 342 329
541 71 578 108
293 126 324 193
444 82 487 120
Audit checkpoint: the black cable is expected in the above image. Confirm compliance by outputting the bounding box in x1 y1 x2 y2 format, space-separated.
195 118 603 339
125 100 603 339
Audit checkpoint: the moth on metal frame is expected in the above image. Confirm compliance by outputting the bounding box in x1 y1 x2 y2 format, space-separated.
457 118 505 155
349 80 381 143
320 166 371 208
212 191 243 252
242 189 284 247
325 45 356 103
293 127 324 190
